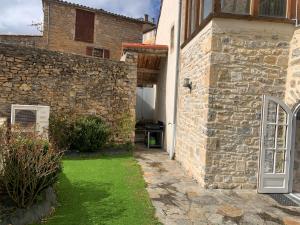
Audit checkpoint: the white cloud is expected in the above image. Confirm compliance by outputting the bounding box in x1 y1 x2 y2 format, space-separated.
0 0 160 35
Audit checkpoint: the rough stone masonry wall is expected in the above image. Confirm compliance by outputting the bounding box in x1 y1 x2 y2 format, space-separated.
43 1 144 60
0 35 45 48
176 22 213 187
286 27 300 107
0 43 137 143
293 120 300 192
286 27 300 192
205 19 294 189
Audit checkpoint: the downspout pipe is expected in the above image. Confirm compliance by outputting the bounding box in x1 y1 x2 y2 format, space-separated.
296 0 299 27
295 0 299 27
170 0 182 160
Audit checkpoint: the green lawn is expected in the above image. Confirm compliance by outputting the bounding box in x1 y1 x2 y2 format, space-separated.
40 153 160 225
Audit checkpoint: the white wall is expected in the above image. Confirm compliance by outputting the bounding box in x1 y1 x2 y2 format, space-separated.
143 29 156 44
155 0 180 152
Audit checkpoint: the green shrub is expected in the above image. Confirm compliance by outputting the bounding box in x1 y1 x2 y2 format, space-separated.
50 114 110 152
2 131 63 208
49 114 74 151
70 116 110 152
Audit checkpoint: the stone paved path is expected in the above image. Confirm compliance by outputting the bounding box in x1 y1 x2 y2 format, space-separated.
134 149 300 225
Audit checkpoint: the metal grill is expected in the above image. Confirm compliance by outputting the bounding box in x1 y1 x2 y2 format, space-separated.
15 109 37 127
268 194 299 207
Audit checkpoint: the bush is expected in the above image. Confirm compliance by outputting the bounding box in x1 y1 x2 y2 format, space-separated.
50 114 110 152
70 116 110 152
0 125 6 192
49 114 74 151
1 131 63 208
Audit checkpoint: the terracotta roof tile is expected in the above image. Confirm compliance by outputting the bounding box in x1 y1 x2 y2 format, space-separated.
122 43 168 50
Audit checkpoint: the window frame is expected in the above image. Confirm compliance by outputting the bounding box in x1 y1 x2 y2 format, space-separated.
220 0 251 15
258 0 288 18
182 0 295 48
184 0 214 40
86 47 110 59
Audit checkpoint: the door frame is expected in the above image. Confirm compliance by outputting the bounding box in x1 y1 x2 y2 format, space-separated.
258 96 293 193
288 102 300 192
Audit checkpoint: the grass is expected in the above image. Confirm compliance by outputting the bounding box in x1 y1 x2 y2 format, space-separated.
38 153 160 225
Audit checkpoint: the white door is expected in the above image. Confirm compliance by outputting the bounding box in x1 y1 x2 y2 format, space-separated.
136 87 156 121
259 96 293 193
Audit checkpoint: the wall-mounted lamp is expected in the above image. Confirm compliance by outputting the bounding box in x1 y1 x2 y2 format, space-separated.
183 78 193 93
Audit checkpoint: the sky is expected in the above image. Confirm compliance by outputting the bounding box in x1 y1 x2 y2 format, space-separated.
0 0 161 35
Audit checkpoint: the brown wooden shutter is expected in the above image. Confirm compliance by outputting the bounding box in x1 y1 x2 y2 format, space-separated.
86 47 93 56
75 9 95 43
251 0 260 17
289 0 300 20
104 49 110 59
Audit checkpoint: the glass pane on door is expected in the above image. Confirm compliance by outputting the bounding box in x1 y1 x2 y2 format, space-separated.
264 125 276 148
264 149 274 173
263 100 289 174
277 125 287 149
275 150 286 173
278 106 288 124
266 101 277 123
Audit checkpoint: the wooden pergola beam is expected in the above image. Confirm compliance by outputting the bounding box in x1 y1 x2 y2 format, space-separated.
138 68 161 74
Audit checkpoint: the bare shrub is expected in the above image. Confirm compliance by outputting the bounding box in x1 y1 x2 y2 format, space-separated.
0 125 6 193
2 129 63 208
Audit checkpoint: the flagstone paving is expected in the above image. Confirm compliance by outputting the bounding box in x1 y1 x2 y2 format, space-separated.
134 148 300 225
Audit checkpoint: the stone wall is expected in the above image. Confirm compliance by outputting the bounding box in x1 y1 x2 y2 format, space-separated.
175 22 213 187
205 19 293 189
0 35 44 48
286 27 300 107
286 27 300 192
0 43 137 143
42 0 146 60
176 18 295 189
293 119 300 192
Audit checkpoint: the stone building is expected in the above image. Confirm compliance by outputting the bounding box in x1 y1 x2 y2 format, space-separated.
150 0 300 196
0 0 155 60
2 0 300 198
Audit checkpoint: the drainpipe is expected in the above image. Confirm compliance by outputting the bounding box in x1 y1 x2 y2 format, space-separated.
170 0 182 160
297 0 300 27
295 0 300 27
46 1 51 48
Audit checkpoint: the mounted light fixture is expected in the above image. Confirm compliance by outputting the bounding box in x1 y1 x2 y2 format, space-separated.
183 78 193 93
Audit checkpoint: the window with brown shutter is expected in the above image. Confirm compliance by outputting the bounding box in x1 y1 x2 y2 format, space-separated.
87 47 110 59
103 49 110 59
93 48 104 58
75 9 95 43
86 46 93 56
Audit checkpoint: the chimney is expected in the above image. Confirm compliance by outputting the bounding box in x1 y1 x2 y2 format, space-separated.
144 14 149 22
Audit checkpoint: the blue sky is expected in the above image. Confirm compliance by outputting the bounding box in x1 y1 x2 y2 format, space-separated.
0 0 161 35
